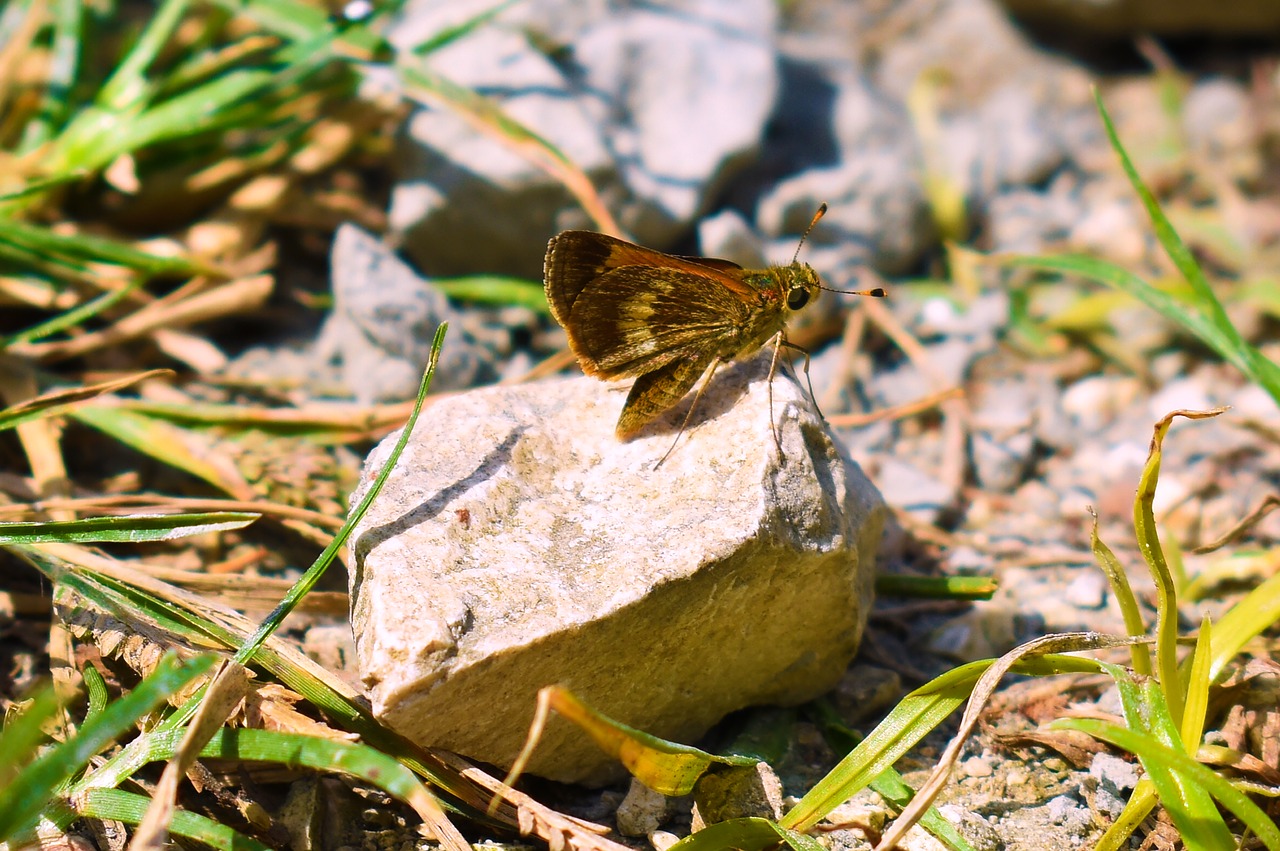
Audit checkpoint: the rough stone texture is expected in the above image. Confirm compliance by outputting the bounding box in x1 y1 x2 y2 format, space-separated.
348 354 884 784
691 762 785 829
387 0 778 277
388 23 614 277
756 68 933 278
615 779 670 838
314 225 495 402
573 0 778 239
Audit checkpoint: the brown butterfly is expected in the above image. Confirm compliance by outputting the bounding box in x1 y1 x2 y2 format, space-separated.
543 205 883 463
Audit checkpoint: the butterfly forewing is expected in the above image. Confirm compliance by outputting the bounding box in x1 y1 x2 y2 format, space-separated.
545 231 754 323
570 266 750 375
546 233 757 377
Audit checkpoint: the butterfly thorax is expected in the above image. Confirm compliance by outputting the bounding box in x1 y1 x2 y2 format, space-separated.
723 262 821 359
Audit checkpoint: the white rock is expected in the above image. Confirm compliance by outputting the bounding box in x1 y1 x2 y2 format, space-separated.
1064 571 1108 610
574 0 779 234
348 353 885 784
615 778 669 837
387 0 779 275
389 26 614 276
757 152 933 275
314 225 494 402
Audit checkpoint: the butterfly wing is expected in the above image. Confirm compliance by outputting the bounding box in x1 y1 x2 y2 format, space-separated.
544 231 758 378
544 231 753 326
561 264 753 378
615 352 716 437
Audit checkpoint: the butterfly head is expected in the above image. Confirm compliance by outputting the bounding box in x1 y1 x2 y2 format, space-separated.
780 262 822 315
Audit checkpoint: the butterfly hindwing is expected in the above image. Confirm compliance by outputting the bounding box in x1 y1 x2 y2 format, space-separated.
615 352 716 437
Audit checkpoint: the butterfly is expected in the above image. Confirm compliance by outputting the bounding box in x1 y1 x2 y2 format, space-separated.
544 205 883 463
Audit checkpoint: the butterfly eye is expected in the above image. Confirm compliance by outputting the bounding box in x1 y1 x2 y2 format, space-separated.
787 287 811 311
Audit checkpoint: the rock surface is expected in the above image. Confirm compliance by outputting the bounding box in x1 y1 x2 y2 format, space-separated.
388 0 779 276
348 353 884 783
314 225 495 402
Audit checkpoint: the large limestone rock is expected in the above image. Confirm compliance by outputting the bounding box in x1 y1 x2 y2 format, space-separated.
348 353 884 784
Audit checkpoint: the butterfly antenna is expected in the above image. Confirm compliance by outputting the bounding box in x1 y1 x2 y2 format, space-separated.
818 283 887 298
791 203 828 264
791 203 886 298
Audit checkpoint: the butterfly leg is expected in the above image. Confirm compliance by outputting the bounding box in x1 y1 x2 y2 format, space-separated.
766 334 787 457
777 336 821 421
653 356 724 468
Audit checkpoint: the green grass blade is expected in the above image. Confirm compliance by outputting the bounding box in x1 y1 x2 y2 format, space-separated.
1204 567 1280 682
96 0 189 109
870 770 976 851
1180 617 1213 757
1057 718 1278 850
54 326 482 820
1093 90 1253 364
1088 510 1151 675
199 728 433 803
69 406 253 497
79 788 270 851
431 275 549 314
0 652 216 842
0 278 146 348
1132 677 1230 851
1092 663 1234 851
47 22 344 178
811 701 975 851
1134 410 1224 725
0 218 214 278
873 573 997 600
18 0 82 151
536 687 756 796
0 686 59 790
49 69 270 174
232 322 448 667
0 171 91 203
43 563 480 821
79 727 468 851
1093 781 1158 851
208 0 396 58
780 654 1103 832
414 0 519 55
206 0 334 42
83 664 110 725
0 369 175 433
1007 252 1280 401
1007 255 1238 364
0 512 258 545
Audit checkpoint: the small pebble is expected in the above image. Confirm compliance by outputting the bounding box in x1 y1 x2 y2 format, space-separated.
962 756 995 777
1090 752 1140 793
651 830 679 851
1064 572 1108 610
615 778 669 837
1044 794 1093 835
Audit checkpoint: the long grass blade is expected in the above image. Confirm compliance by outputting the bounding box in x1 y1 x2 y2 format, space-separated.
1058 718 1279 850
0 512 258 544
0 652 216 842
79 788 270 851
